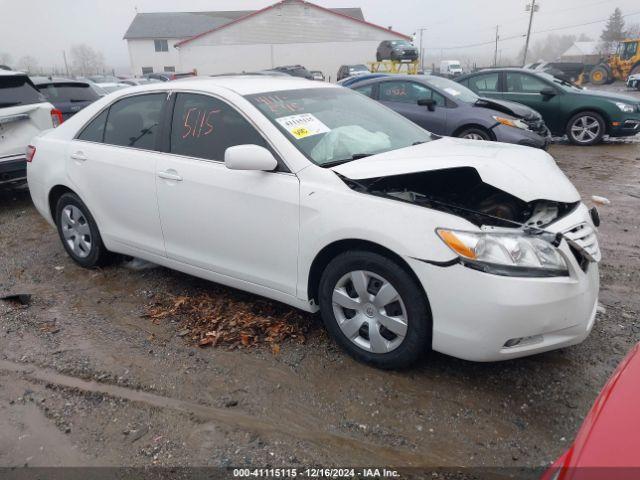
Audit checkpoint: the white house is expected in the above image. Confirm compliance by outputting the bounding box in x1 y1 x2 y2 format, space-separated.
123 0 412 80
559 42 607 64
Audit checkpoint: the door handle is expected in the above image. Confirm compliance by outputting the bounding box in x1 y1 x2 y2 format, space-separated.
157 170 183 182
70 151 88 161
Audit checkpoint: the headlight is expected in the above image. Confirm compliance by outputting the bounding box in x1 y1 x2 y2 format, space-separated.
436 229 569 277
614 101 635 112
492 115 530 131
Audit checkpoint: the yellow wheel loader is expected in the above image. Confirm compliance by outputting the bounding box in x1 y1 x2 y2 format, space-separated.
589 39 640 85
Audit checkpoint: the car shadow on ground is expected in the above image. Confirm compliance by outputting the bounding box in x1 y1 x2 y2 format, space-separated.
0 184 31 209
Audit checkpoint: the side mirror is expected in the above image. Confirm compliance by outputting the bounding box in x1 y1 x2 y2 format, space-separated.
540 86 557 98
224 144 278 171
417 98 437 111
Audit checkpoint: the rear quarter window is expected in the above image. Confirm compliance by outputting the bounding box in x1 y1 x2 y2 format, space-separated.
0 75 46 107
77 109 109 143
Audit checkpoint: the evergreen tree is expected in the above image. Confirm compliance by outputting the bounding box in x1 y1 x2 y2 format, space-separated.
601 8 626 44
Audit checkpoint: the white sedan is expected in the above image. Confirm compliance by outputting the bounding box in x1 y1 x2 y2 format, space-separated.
27 76 600 369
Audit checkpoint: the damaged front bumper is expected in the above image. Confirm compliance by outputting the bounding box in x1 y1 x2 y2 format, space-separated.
407 204 600 362
491 123 550 150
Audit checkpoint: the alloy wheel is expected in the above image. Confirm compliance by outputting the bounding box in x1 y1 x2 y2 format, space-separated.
332 270 408 354
570 115 601 143
463 132 486 140
61 205 92 258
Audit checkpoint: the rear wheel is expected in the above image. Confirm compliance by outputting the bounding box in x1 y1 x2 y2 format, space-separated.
55 192 112 268
566 111 605 146
457 126 491 141
589 65 609 85
318 251 431 369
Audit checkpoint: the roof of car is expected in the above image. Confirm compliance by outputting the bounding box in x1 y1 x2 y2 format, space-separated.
139 75 339 95
31 77 90 85
459 67 532 76
0 69 27 77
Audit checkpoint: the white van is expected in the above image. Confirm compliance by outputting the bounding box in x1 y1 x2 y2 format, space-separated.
440 60 463 78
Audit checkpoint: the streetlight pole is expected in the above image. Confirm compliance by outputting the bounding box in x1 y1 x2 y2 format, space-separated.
522 0 539 66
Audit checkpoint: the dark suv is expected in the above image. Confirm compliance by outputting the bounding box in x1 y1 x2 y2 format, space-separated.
376 40 419 62
337 64 369 81
32 77 100 120
272 65 314 80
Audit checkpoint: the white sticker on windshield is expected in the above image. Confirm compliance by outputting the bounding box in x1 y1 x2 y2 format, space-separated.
276 113 330 139
444 87 461 96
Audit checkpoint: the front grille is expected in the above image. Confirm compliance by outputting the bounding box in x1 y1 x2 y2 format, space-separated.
563 223 601 267
524 118 549 137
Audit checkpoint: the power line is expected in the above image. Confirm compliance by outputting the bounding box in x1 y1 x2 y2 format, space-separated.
429 9 640 51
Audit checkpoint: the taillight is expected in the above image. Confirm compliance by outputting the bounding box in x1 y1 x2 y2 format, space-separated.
51 109 64 127
26 145 36 163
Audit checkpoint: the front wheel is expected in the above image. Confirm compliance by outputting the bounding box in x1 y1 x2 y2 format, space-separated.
55 192 112 268
318 251 431 369
566 111 605 146
457 126 491 141
589 65 609 85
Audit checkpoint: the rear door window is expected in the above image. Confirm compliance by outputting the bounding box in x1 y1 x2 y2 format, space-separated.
0 75 46 107
169 93 269 162
38 83 100 103
379 81 445 106
354 84 374 98
77 109 109 143
505 72 548 93
466 73 500 94
103 93 165 150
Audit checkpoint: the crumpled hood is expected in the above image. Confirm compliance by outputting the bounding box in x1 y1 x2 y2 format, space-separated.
331 137 580 203
476 97 541 120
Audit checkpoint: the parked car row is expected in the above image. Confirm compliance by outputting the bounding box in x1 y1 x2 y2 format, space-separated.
457 68 640 145
347 74 550 149
337 65 640 147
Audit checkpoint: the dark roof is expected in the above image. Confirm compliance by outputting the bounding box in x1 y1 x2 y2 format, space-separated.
124 7 365 40
30 76 89 85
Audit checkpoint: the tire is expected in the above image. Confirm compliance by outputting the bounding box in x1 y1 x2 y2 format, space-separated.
55 192 112 268
566 111 605 146
457 126 491 141
376 53 382 62
318 251 431 369
589 65 609 86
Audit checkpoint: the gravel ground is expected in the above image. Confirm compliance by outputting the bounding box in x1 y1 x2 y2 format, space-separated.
0 83 639 474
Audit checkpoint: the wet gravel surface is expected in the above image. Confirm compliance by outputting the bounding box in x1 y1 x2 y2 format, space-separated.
0 84 639 472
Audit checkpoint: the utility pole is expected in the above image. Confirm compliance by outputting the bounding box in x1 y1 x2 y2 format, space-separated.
494 25 499 67
522 0 539 66
418 27 427 72
62 50 70 77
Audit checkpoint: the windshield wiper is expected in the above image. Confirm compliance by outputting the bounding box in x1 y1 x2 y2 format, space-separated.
321 153 372 168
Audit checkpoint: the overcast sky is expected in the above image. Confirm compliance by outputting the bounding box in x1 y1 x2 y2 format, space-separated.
1 0 639 73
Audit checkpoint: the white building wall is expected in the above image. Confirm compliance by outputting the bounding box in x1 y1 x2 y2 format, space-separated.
186 2 405 46
179 40 385 81
127 38 183 76
176 2 409 81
